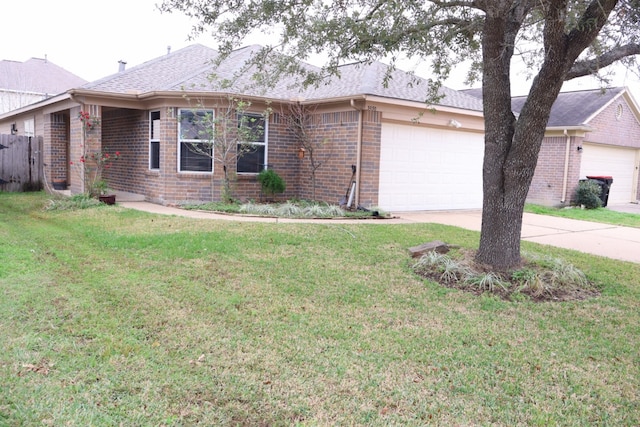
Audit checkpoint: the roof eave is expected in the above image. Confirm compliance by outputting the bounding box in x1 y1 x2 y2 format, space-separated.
545 125 594 134
0 92 70 120
299 94 484 116
137 90 284 104
582 88 626 124
69 88 141 101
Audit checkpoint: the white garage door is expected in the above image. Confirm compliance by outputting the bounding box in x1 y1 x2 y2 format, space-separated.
379 123 484 211
580 143 638 204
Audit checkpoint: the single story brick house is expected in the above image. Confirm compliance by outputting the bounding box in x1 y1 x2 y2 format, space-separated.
0 44 486 211
1 44 637 210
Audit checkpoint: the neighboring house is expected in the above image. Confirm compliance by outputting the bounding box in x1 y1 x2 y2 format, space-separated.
463 87 640 206
0 44 486 211
0 57 87 115
519 88 640 206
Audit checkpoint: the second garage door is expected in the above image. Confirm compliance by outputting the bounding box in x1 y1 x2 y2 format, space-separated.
378 123 484 211
580 143 639 204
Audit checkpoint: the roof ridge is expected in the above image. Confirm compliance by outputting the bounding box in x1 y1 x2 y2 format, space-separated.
162 45 262 90
84 44 217 88
512 86 624 100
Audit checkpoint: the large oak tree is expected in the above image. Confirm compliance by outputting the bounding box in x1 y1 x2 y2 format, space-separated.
160 0 640 269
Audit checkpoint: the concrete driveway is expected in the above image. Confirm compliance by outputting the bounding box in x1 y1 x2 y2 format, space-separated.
399 204 640 263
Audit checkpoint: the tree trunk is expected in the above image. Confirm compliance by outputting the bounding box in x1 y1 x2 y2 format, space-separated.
476 7 569 269
475 9 524 269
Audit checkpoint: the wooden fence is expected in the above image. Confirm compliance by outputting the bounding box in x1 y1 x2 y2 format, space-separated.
0 134 43 192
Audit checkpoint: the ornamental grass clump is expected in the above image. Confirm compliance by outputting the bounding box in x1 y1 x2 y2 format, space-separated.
239 202 276 216
238 200 347 218
413 251 471 284
514 254 592 297
463 272 509 292
275 201 302 217
45 194 101 211
413 249 597 302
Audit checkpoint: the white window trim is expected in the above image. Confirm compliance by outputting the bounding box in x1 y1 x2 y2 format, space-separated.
178 108 214 173
24 118 35 137
237 112 268 175
149 110 160 170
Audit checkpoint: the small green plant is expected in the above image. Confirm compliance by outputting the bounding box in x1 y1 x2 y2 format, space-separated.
257 169 286 198
512 267 545 295
93 179 109 196
574 180 602 209
464 272 509 292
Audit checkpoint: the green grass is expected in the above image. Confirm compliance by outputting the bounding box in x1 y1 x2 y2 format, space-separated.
1 191 639 426
526 203 640 228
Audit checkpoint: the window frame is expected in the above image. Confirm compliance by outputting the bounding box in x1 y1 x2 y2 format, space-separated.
24 119 34 137
178 108 214 173
236 112 268 175
149 110 161 170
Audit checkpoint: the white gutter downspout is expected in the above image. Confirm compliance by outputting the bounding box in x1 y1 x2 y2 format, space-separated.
350 99 364 208
561 129 571 204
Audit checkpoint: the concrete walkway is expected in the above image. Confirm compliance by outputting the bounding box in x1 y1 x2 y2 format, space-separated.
117 192 640 263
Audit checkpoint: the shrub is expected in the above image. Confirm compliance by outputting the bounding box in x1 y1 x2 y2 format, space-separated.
574 180 602 209
257 169 286 197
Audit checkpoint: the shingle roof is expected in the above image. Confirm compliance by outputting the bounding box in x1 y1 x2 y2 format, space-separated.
84 44 222 93
0 58 87 95
511 87 625 126
302 61 483 111
463 87 626 126
83 44 483 111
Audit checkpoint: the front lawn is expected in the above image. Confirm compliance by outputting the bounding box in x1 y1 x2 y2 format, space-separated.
526 203 640 228
1 192 639 426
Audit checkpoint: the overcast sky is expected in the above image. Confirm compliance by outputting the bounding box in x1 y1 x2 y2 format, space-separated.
2 0 639 100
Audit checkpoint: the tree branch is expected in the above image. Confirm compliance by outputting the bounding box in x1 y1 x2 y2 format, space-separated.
565 0 619 58
431 0 478 8
566 42 640 79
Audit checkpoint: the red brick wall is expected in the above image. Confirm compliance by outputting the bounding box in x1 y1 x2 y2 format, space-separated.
101 108 149 196
44 112 69 186
82 104 383 205
585 97 640 149
294 110 359 203
527 135 583 206
359 110 382 208
529 95 640 206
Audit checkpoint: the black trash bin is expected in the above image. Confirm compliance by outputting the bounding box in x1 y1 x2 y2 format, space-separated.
586 176 613 207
